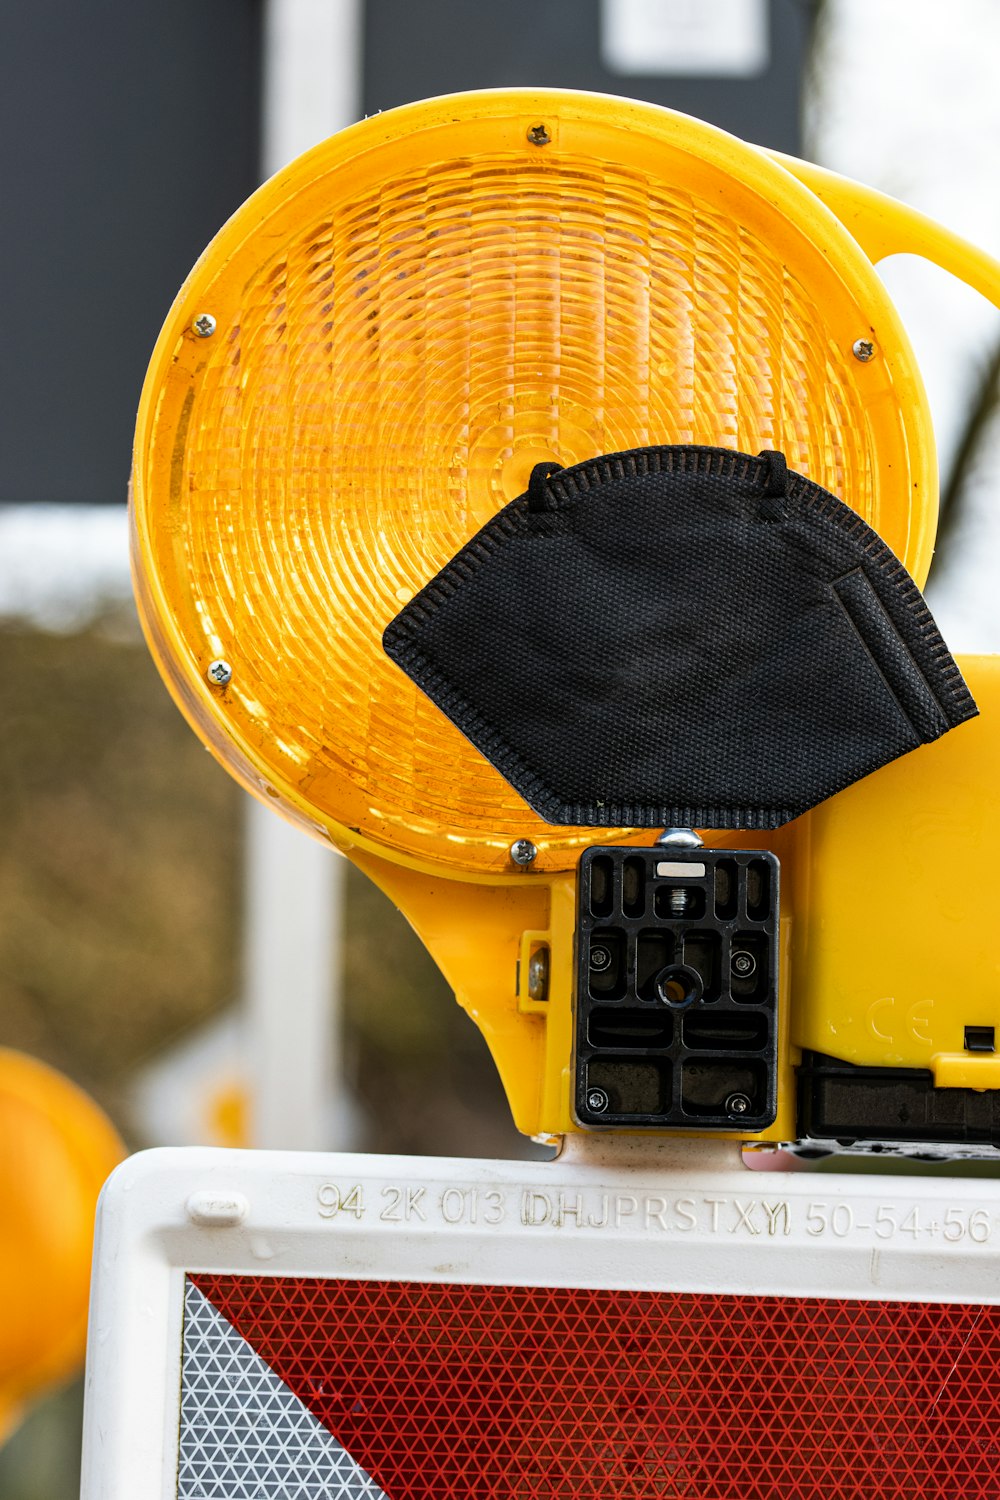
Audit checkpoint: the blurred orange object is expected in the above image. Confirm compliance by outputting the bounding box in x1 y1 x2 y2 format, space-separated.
0 1049 124 1443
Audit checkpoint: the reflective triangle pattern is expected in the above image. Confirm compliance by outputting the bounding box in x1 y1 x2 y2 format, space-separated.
178 1280 388 1500
193 1272 1000 1499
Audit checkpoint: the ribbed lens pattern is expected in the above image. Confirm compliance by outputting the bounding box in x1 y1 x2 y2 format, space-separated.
144 124 917 873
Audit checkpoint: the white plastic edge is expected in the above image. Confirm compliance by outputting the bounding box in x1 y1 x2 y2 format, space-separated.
82 1144 1000 1499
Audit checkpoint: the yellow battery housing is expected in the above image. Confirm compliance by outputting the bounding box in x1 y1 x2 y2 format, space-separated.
792 654 1000 1090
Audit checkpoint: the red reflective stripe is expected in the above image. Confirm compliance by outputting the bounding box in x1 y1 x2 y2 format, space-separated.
194 1274 1000 1498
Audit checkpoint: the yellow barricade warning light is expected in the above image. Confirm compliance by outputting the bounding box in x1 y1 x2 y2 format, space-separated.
0 1050 124 1443
132 90 1000 1143
132 91 937 875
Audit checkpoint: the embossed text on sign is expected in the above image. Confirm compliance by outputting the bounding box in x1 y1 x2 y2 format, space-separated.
315 1181 995 1245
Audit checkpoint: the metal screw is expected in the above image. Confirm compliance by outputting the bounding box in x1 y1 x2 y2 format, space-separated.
852 337 876 362
656 827 704 849
589 944 612 973
586 1087 610 1114
207 658 233 687
732 950 756 979
669 887 689 916
527 950 549 1003
527 123 551 146
726 1093 752 1117
509 838 538 867
192 313 217 338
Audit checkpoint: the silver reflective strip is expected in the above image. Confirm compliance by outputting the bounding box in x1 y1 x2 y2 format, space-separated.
654 861 706 878
178 1280 386 1500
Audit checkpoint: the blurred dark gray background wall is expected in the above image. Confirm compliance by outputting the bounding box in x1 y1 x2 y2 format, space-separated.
363 0 810 145
0 2 262 507
0 0 810 509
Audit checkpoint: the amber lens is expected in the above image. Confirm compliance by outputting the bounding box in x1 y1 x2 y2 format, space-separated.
132 91 935 875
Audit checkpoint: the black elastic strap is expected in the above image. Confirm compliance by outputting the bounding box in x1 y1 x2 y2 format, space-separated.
527 460 565 513
757 449 788 520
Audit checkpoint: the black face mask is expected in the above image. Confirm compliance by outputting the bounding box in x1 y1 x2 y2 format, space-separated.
384 445 976 830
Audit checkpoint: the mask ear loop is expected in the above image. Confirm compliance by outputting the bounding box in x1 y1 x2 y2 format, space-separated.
757 449 789 521
527 460 565 512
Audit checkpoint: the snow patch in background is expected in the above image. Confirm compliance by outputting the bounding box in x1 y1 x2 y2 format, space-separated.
0 504 132 633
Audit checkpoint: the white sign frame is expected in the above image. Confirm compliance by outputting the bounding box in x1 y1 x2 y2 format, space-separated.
82 1144 1000 1499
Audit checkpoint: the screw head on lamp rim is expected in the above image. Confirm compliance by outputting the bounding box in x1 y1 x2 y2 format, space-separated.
131 88 938 879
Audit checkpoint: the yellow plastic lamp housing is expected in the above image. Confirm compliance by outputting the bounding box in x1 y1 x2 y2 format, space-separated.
133 89 1000 1141
0 1050 124 1443
132 88 936 881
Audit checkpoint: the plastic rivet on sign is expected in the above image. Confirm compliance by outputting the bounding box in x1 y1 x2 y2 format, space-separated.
185 1190 249 1228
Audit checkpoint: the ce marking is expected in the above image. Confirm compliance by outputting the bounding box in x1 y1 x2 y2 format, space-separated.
867 997 934 1046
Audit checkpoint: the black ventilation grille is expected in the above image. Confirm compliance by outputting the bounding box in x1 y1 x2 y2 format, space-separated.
575 846 779 1130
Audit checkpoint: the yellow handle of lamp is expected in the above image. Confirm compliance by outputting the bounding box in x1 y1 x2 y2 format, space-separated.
771 151 1000 311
